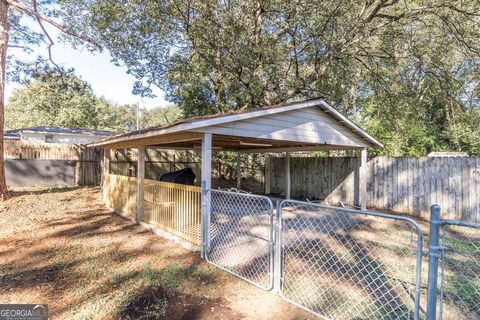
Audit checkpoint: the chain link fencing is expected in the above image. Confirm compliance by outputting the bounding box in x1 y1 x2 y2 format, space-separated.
439 220 480 320
278 200 423 320
202 191 480 319
205 189 274 290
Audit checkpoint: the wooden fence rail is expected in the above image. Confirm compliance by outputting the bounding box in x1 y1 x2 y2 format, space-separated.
143 180 201 245
268 156 480 222
5 140 100 160
5 140 102 186
104 173 201 245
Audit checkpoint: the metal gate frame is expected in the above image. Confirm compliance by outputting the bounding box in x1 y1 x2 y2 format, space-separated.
203 192 427 319
202 192 480 320
275 199 425 320
205 189 275 291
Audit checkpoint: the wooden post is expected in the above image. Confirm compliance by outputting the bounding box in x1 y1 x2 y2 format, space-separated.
265 154 271 194
285 152 291 199
75 161 81 186
102 148 110 202
360 148 367 211
137 146 145 223
201 132 212 258
236 153 241 190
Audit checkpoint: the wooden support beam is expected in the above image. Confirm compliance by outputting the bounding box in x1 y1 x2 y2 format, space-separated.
360 148 367 211
201 132 212 258
104 132 204 149
136 146 145 223
240 145 363 153
236 153 241 190
285 152 291 199
102 148 110 202
265 154 271 194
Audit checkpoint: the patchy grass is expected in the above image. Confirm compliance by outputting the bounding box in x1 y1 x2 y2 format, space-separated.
441 225 480 319
0 187 313 320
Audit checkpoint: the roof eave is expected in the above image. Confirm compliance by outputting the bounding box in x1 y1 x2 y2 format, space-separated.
88 98 383 149
316 100 383 149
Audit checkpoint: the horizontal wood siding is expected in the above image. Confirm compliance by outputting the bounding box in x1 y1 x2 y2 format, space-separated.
269 156 480 222
104 173 138 218
194 106 369 148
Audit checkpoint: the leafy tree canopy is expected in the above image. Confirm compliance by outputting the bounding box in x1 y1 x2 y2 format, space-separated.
6 70 181 131
58 0 480 156
6 69 101 129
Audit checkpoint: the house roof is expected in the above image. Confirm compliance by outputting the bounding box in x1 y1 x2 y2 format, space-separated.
89 98 383 151
5 126 119 138
4 129 21 139
428 151 469 157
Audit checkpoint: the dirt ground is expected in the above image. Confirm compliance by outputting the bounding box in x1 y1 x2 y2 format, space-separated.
0 186 314 320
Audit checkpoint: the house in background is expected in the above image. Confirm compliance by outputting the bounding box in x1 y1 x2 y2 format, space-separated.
5 126 119 145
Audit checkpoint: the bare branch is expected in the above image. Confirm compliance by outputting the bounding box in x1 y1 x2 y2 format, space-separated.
6 0 102 49
32 0 60 70
7 44 26 49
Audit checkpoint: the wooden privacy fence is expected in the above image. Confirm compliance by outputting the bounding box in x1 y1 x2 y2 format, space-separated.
5 140 102 186
268 156 480 222
104 173 201 245
5 140 100 160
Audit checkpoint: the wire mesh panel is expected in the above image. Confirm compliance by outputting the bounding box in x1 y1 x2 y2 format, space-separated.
206 189 274 290
279 200 423 320
439 221 480 320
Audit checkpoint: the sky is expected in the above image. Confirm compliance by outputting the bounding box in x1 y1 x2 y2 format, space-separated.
6 19 168 110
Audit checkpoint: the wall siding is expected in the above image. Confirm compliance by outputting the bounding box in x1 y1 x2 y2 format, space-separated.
269 156 480 222
194 107 370 148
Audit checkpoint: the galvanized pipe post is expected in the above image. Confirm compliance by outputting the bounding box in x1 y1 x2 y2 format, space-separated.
273 200 283 294
426 204 441 320
200 132 212 259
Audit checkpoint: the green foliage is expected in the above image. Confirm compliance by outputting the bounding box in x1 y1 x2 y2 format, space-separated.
6 70 182 131
99 103 182 131
58 0 480 156
6 70 100 130
142 105 182 129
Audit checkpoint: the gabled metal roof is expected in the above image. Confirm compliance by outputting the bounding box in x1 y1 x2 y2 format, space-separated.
89 98 383 150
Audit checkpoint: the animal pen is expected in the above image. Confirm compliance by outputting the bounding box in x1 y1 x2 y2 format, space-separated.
91 98 477 319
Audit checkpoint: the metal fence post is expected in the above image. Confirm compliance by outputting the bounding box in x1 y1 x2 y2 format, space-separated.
200 180 207 259
427 204 441 320
273 200 282 294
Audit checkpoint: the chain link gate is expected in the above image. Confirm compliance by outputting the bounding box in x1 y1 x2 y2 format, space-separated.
438 220 480 320
204 192 426 319
202 191 480 320
205 189 274 290
276 200 424 320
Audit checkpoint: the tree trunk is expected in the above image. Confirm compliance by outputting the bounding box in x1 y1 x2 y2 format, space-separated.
0 1 9 200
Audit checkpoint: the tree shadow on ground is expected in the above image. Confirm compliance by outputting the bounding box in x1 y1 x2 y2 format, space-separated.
8 186 82 198
116 283 241 320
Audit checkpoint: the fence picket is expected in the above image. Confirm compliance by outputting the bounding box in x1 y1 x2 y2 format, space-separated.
269 156 480 222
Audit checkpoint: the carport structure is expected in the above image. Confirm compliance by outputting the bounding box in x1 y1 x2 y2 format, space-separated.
90 97 382 253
